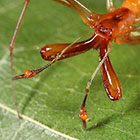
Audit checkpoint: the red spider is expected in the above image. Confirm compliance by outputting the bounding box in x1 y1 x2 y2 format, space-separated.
10 0 140 128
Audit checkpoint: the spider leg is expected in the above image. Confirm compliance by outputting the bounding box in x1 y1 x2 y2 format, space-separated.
79 41 111 128
9 0 30 118
100 41 122 100
14 34 100 80
79 40 115 128
40 34 100 61
53 0 101 28
80 39 122 128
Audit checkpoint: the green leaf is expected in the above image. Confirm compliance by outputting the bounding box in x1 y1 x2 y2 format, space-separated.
0 0 140 139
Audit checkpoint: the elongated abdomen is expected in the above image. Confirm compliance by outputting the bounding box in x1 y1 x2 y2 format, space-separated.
100 40 122 100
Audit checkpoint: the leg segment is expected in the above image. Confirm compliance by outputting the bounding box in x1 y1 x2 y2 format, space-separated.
40 34 100 61
100 40 122 100
9 0 30 117
53 0 101 28
14 34 100 80
79 42 111 128
106 0 115 12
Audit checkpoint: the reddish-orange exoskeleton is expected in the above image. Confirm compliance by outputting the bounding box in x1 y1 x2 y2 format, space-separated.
10 0 140 128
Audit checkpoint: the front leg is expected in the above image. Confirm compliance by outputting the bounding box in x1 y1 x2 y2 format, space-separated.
14 34 100 80
53 0 101 28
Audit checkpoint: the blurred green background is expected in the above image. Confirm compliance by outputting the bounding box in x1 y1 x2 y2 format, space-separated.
0 0 140 139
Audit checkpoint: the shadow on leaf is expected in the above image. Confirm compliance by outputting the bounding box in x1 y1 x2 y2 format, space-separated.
21 61 63 113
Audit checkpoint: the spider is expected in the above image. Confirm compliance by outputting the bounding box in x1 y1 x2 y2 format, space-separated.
10 0 140 128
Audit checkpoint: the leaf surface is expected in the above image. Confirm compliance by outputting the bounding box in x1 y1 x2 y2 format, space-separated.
0 0 140 139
